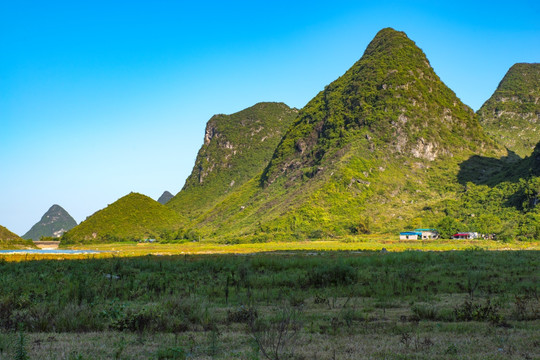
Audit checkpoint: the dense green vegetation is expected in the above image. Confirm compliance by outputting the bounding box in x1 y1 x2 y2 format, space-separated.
0 225 34 249
166 102 297 219
22 205 77 241
263 28 497 185
62 193 181 244
0 251 538 359
478 63 540 157
60 29 540 244
171 28 521 242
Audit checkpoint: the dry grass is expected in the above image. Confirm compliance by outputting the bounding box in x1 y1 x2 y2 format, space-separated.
3 301 538 360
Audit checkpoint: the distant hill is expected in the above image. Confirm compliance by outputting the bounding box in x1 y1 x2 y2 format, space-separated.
23 204 77 240
478 63 540 157
167 102 297 219
157 191 174 205
0 225 35 249
61 192 181 244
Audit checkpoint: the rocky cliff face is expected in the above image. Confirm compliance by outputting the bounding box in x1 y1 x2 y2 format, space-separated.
23 204 77 240
478 63 540 157
166 102 297 218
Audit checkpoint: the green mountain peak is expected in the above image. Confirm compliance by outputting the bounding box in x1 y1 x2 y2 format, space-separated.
262 28 498 185
478 63 540 157
23 204 77 240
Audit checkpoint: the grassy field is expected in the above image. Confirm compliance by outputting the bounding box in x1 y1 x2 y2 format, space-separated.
1 236 538 262
0 246 538 359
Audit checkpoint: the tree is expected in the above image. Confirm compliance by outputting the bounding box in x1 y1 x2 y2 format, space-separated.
437 216 462 239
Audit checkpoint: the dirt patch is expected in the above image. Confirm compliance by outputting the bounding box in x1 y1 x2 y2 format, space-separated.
34 241 60 250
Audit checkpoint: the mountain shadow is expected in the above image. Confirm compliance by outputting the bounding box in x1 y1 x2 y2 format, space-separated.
457 150 522 186
458 143 540 187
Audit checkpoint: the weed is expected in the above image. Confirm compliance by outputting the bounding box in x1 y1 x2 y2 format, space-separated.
227 306 258 324
14 330 29 360
411 304 438 321
206 326 220 357
113 336 126 360
313 294 329 306
250 304 303 360
454 299 502 323
444 344 458 355
156 346 186 360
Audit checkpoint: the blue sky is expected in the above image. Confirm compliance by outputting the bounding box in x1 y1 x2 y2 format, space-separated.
1 0 539 235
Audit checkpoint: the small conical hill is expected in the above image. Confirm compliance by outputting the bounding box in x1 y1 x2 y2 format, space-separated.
61 193 181 244
167 102 297 218
478 63 540 157
23 204 77 240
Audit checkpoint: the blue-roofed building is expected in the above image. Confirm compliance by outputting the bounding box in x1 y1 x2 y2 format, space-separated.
415 229 439 239
399 231 422 240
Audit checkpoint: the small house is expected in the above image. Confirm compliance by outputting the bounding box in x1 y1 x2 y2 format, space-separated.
415 229 439 239
399 231 422 240
453 232 479 240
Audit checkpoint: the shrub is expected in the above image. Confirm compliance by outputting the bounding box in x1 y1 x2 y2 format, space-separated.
411 304 438 321
454 299 502 323
156 347 186 360
227 306 258 324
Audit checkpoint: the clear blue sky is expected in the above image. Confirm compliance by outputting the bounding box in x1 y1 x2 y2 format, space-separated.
1 0 539 235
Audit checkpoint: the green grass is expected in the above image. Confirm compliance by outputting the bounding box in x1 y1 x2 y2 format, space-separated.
0 249 538 359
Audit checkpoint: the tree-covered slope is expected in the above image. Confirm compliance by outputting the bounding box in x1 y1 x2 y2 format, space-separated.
167 102 297 218
478 63 540 157
181 28 508 241
61 193 181 244
0 225 35 249
263 28 497 185
22 204 77 240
